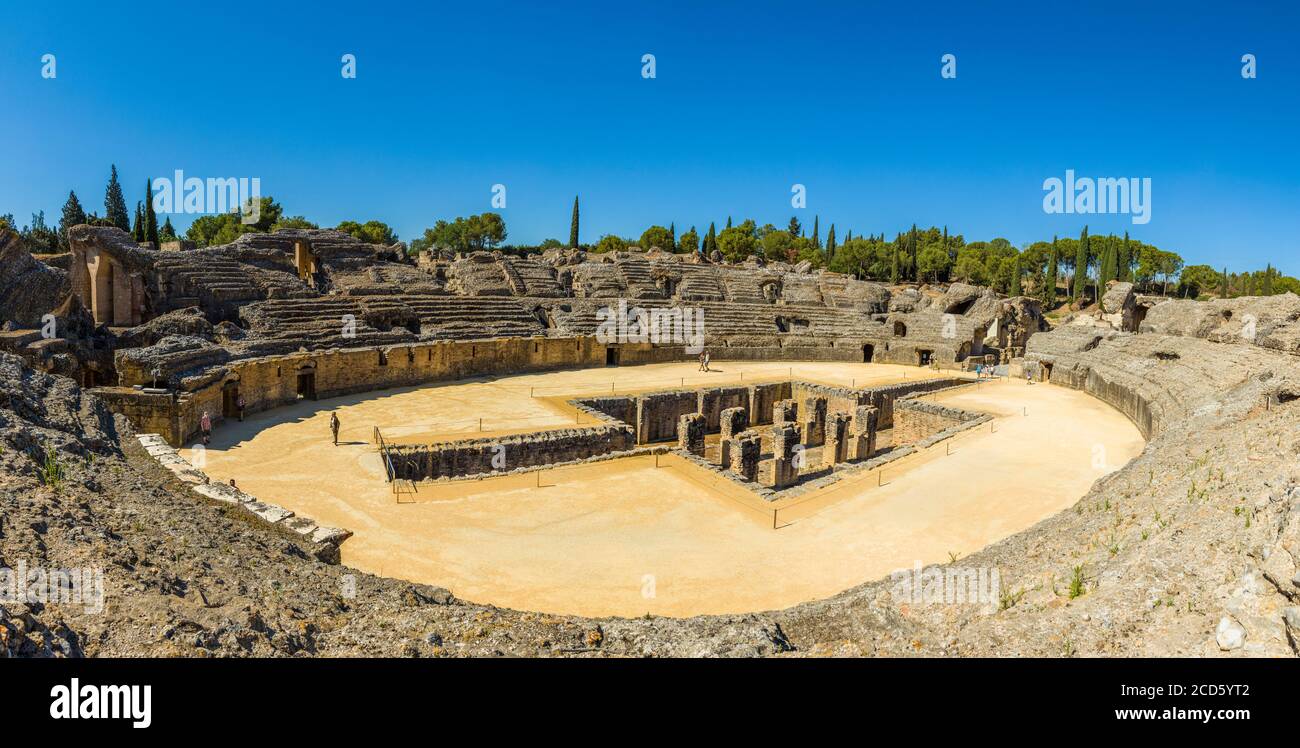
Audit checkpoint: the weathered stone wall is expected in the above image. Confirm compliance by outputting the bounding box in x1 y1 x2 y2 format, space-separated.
892 398 981 445
635 390 699 443
386 424 635 481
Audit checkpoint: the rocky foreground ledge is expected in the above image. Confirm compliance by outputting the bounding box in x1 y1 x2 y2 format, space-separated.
2 323 1299 656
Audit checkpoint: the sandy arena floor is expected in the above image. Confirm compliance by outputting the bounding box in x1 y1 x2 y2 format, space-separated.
183 361 1145 618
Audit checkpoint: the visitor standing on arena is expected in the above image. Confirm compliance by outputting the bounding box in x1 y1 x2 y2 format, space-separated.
200 411 212 445
703 350 711 372
330 412 341 445
236 394 246 422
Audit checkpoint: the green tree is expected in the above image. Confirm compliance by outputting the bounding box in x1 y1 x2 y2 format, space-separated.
143 180 159 245
132 202 144 241
704 222 717 256
104 164 130 231
787 215 802 238
825 224 836 260
1073 226 1090 303
593 234 627 253
336 220 397 245
639 225 673 251
716 220 759 262
1044 237 1059 307
569 196 580 247
679 226 699 255
58 190 87 249
811 216 820 249
159 216 178 243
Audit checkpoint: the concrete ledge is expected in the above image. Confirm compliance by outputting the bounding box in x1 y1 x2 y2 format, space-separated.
134 433 352 560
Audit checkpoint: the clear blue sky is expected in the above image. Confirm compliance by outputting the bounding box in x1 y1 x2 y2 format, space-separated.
2 1 1297 273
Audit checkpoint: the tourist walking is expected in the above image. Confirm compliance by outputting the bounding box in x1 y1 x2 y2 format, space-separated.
698 351 706 371
703 350 711 372
200 411 212 445
330 412 341 446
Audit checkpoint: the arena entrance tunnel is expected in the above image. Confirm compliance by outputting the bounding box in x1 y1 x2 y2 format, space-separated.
182 359 1145 618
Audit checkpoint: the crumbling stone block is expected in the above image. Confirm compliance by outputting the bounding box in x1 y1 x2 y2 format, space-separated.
677 412 706 456
800 396 827 446
732 429 761 482
773 398 797 425
769 423 800 488
823 411 851 466
852 405 879 459
718 406 748 469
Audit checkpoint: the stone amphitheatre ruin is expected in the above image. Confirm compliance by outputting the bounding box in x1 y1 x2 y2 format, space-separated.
2 224 1298 656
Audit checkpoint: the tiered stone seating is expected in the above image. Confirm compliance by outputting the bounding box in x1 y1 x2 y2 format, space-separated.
402 296 546 339
673 265 726 302
502 257 566 297
447 253 513 296
718 268 769 304
616 258 666 299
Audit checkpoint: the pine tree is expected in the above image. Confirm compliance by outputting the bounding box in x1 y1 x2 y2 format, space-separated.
160 216 178 243
569 196 580 247
787 216 802 238
826 224 836 260
104 164 130 232
1045 236 1059 307
1073 226 1090 304
58 190 87 250
144 180 159 245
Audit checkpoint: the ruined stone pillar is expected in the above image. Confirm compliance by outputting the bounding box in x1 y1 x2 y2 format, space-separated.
801 396 827 447
770 423 800 488
852 405 879 460
733 430 761 482
718 406 748 469
824 411 851 467
773 398 797 425
677 412 706 456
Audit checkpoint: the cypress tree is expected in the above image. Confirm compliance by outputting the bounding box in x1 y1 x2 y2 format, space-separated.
1010 257 1022 296
569 196 580 247
705 222 717 256
104 164 130 232
58 190 87 250
845 229 852 243
1045 236 1059 307
144 180 159 245
909 223 919 281
132 202 144 241
1073 226 1089 303
1264 264 1274 295
1220 267 1229 298
668 223 676 253
726 216 732 229
826 224 836 260
1119 231 1131 282
811 216 820 249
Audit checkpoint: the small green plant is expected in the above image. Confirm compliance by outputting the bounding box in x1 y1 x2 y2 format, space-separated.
1068 565 1086 599
947 551 961 563
40 444 65 489
999 587 1026 611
